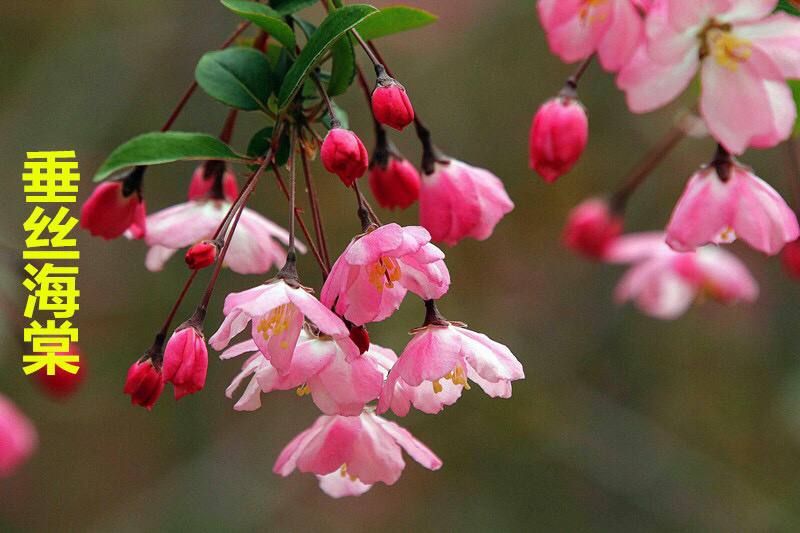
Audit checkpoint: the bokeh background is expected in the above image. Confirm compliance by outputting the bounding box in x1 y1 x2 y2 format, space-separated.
2 1 800 531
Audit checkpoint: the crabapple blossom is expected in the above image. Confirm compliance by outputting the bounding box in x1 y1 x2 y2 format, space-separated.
420 159 514 246
320 223 450 326
187 163 238 201
607 232 758 319
368 155 421 210
208 278 349 374
665 156 799 255
529 96 589 183
124 357 165 410
185 241 218 270
321 128 369 187
273 411 442 497
617 0 800 153
371 73 414 131
80 169 146 240
537 0 645 72
562 197 624 259
162 322 208 400
0 393 37 477
222 331 384 415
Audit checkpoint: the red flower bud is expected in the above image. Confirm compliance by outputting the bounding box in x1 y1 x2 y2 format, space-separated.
162 323 208 400
372 77 414 131
529 97 588 184
562 198 623 259
32 344 85 399
349 325 370 355
369 156 421 210
80 168 146 240
185 241 218 270
321 128 369 187
781 238 800 279
124 358 165 411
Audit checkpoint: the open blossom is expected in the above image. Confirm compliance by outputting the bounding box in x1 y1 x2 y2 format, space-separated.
372 75 415 131
529 96 589 184
222 331 383 415
617 1 800 153
162 323 208 400
124 357 165 410
665 159 799 255
81 173 146 240
209 278 349 374
187 163 238 201
273 411 442 498
377 319 524 415
369 155 421 210
320 224 450 326
537 0 644 72
321 128 369 187
0 393 37 477
607 232 758 319
138 199 301 274
563 197 623 259
420 160 514 246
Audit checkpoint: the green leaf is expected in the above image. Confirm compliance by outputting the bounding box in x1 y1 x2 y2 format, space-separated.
319 101 349 130
327 33 356 96
355 6 436 41
94 132 251 181
776 0 800 16
247 127 291 168
221 0 296 49
195 48 274 111
277 4 378 109
791 80 800 133
269 0 318 16
293 17 317 40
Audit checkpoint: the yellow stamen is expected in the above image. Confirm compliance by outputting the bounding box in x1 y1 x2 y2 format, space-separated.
432 363 471 394
257 304 291 341
367 256 403 292
580 0 608 25
296 383 310 396
432 379 443 394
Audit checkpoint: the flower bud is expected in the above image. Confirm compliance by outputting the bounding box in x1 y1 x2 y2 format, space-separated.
188 162 238 202
80 167 146 240
162 322 208 400
562 198 623 259
349 325 370 355
185 241 218 270
321 128 369 187
124 357 165 411
781 238 800 279
369 156 421 210
529 97 588 184
32 343 85 399
372 75 414 131
0 394 37 477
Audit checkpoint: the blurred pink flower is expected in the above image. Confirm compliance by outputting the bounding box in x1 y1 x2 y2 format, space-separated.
617 1 800 153
273 411 442 497
420 160 514 246
0 393 37 477
320 224 450 326
377 322 524 415
665 162 798 255
162 324 208 400
537 0 644 72
208 279 348 374
563 197 624 259
222 331 383 416
529 96 589 184
607 232 759 319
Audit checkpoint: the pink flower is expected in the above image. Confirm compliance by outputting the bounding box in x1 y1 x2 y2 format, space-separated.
372 75 415 131
365 344 462 417
222 331 384 415
273 411 442 497
139 199 302 274
537 0 644 72
187 163 239 201
369 155 421 210
0 393 37 477
529 96 589 183
320 224 450 326
781 238 800 279
162 324 208 400
80 173 146 240
377 320 524 415
563 198 623 259
607 232 758 319
124 357 165 410
665 159 799 255
208 278 349 374
420 160 514 246
617 1 800 153
321 128 369 187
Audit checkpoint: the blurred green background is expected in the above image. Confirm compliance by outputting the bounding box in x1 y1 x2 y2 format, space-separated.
2 1 800 531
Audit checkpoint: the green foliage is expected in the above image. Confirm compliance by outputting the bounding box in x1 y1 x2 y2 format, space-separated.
195 48 274 112
94 132 251 181
247 127 291 168
221 0 296 49
776 0 800 16
327 33 356 96
355 6 437 41
791 80 800 132
269 0 318 16
276 4 378 109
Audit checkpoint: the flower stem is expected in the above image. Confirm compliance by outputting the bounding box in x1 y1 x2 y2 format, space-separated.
158 270 199 338
564 56 593 91
299 139 332 270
